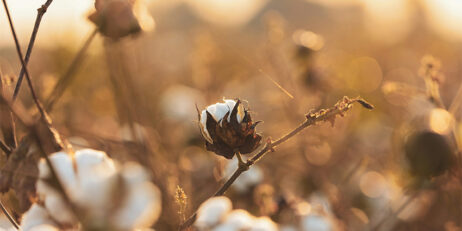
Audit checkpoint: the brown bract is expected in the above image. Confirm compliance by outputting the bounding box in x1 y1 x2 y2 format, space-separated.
202 100 262 159
88 0 141 39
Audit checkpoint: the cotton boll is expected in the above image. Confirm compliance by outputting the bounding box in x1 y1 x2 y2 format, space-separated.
213 209 255 231
195 196 233 229
37 153 77 225
301 215 333 231
73 149 118 216
199 99 261 159
160 85 205 121
32 149 163 230
42 191 76 225
28 224 60 231
280 225 298 231
112 163 162 229
0 215 15 231
38 152 77 186
21 205 58 231
249 217 278 231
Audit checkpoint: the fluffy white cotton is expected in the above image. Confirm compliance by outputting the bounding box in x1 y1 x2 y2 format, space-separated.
27 224 60 231
224 157 263 193
112 163 162 229
195 196 279 231
200 99 243 143
195 196 232 229
213 210 254 231
37 149 117 225
249 217 278 231
20 205 58 231
301 215 333 231
24 149 162 230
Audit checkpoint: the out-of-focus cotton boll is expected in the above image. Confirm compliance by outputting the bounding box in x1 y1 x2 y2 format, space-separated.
26 149 162 230
0 215 16 231
112 162 162 229
196 196 232 229
27 224 60 231
301 215 333 231
160 85 205 121
224 157 263 193
186 0 268 27
195 196 280 231
249 217 278 231
213 209 254 231
20 205 58 231
37 149 117 225
280 225 298 231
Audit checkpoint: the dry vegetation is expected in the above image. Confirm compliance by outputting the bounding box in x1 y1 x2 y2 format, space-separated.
1 0 462 231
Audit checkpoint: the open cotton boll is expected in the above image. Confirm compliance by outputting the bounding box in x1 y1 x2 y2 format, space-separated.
111 163 162 230
249 217 278 231
27 224 60 231
37 149 117 225
212 209 255 231
195 196 232 229
33 149 162 230
36 152 78 225
301 215 333 231
20 205 58 231
200 99 242 143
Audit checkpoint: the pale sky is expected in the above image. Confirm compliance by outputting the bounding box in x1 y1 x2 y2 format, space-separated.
0 0 94 47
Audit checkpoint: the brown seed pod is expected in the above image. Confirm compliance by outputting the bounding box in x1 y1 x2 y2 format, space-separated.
199 99 262 159
404 131 454 180
88 0 141 39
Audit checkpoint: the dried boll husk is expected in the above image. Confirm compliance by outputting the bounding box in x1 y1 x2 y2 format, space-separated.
199 99 262 159
88 0 141 39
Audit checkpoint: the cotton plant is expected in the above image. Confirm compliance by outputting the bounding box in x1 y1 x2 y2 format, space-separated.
194 196 278 231
178 97 373 230
297 193 339 231
20 148 161 231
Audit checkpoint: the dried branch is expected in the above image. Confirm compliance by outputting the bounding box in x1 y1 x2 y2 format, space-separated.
45 29 98 112
0 140 11 155
179 96 374 230
0 73 17 149
0 200 19 230
2 0 47 119
13 0 54 101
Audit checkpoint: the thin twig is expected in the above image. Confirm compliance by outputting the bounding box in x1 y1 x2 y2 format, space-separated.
13 0 54 101
0 140 12 155
0 200 19 230
45 29 98 112
2 0 47 119
178 96 373 230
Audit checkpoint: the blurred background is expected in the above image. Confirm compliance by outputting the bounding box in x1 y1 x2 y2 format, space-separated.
1 0 462 230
